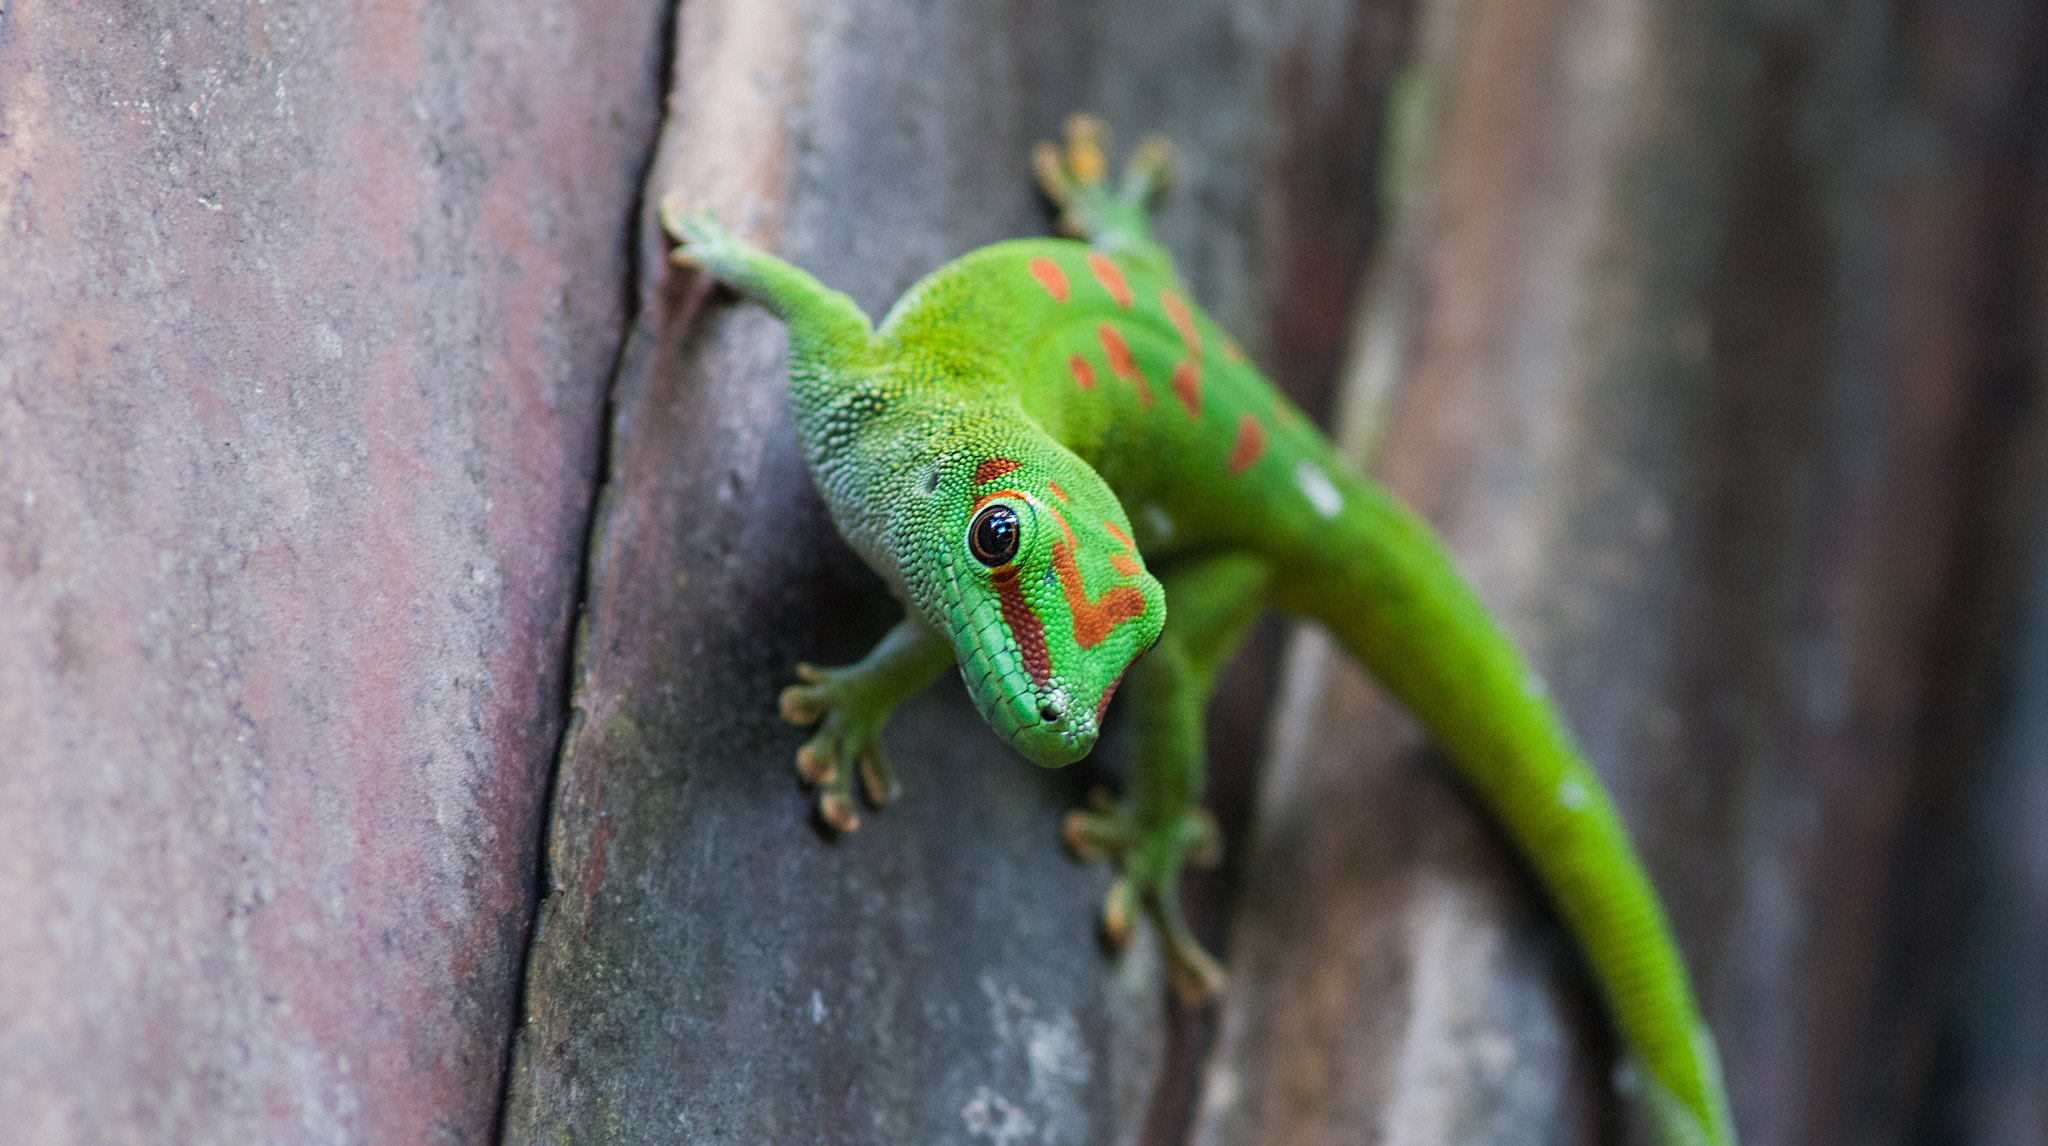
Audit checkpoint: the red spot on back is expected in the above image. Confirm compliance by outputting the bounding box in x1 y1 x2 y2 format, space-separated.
1161 290 1201 356
1170 361 1201 419
1029 257 1070 303
1087 253 1133 307
1096 324 1154 409
973 458 1020 485
1068 354 1096 390
1227 413 1266 476
990 567 1053 687
1047 480 1070 502
1102 520 1135 548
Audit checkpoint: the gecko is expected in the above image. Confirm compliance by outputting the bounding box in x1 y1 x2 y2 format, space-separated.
660 115 1735 1146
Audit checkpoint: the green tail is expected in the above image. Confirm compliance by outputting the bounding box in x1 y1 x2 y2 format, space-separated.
1276 472 1736 1146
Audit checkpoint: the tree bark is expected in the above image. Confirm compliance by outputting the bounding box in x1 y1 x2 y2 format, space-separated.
0 1 669 1141
5 1 2044 1143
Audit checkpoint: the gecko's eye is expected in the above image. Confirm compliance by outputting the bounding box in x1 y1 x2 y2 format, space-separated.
969 504 1022 567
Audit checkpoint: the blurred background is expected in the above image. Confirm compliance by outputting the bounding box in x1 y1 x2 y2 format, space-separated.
1 0 2042 1143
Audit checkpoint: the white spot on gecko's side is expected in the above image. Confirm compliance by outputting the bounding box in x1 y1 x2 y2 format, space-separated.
810 989 826 1024
962 1086 1036 1146
1144 503 1175 541
1557 776 1588 810
1295 460 1343 517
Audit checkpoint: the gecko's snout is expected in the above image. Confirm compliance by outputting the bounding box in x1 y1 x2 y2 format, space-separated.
1038 698 1064 724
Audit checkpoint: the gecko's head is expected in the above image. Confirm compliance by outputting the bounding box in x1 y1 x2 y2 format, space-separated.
904 433 1165 767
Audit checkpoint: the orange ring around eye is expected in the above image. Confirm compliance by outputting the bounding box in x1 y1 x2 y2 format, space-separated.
970 487 1031 513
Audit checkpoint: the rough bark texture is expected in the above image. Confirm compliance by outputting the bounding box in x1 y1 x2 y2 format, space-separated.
0 1 668 1141
1925 496 2048 1146
1195 0 2048 1144
500 2 1408 1143
6 0 2046 1144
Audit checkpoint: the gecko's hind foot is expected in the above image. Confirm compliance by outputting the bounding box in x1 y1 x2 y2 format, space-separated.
1033 113 1173 245
1166 931 1228 1006
1063 794 1229 1005
780 661 902 834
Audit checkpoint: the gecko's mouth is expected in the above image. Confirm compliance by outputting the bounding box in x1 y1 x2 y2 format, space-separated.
1009 720 1094 767
999 683 1096 768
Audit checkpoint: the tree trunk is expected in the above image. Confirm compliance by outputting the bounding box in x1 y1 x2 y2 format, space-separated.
4 1 2044 1144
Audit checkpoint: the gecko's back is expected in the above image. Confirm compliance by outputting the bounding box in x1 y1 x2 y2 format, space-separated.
877 236 1350 568
879 210 1734 1146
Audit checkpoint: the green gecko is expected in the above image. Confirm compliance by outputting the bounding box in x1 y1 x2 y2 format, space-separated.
661 115 1736 1146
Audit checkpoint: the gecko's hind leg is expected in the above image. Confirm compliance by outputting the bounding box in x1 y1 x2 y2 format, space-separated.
1063 552 1269 1004
1033 114 1175 261
1065 788 1227 1003
779 613 954 833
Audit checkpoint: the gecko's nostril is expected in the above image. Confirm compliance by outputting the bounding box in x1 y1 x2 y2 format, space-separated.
1039 701 1063 724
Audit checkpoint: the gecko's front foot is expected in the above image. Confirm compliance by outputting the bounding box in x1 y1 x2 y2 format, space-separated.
1064 791 1227 1004
775 615 955 835
658 197 752 279
779 662 902 834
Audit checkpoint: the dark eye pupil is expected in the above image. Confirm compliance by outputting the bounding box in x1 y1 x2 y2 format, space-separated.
970 505 1021 567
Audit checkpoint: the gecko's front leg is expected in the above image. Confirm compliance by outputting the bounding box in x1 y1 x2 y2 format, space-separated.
780 612 955 833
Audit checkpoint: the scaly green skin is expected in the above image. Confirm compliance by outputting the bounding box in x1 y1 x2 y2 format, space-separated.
660 116 1736 1146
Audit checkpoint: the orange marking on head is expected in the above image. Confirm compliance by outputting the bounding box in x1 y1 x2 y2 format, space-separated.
1097 517 1146 573
1227 413 1266 476
1033 501 1145 648
1028 257 1070 303
1051 542 1147 649
1041 500 1080 547
970 487 1032 513
1047 480 1070 502
1068 354 1096 390
1096 669 1125 723
1087 253 1133 307
1170 361 1201 419
1161 290 1201 356
1100 518 1142 576
1222 338 1244 363
974 457 1021 485
990 566 1053 687
1096 324 1154 409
